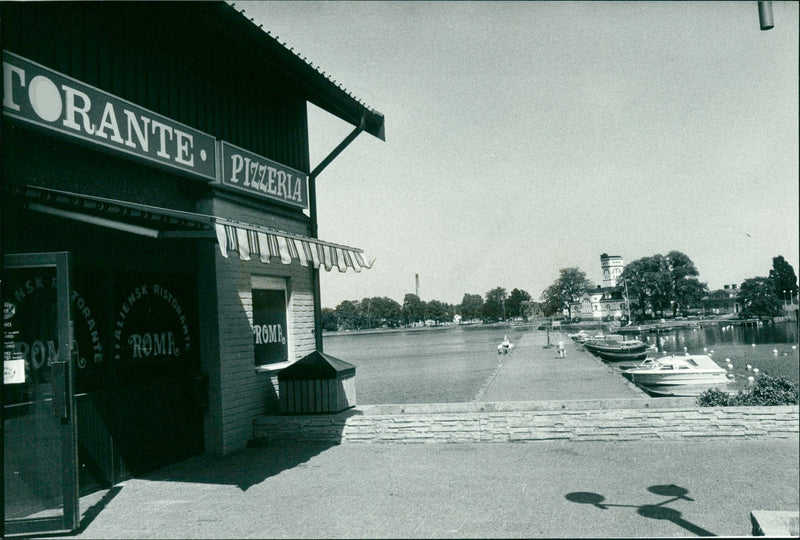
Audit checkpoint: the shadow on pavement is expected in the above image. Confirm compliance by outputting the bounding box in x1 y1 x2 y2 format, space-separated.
27 486 123 538
565 483 715 537
143 441 339 491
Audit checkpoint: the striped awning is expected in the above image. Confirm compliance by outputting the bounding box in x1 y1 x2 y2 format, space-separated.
214 220 373 273
5 184 374 274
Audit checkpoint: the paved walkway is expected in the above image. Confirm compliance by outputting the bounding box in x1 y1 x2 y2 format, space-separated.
57 438 798 539
35 329 799 538
480 330 645 402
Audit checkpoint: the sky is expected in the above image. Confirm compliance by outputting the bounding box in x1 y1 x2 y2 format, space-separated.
238 1 799 309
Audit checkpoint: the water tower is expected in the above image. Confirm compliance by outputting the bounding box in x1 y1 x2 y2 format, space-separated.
600 254 624 288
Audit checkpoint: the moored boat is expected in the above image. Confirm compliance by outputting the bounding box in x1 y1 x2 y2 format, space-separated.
583 337 649 362
593 348 651 363
570 330 611 344
497 335 514 354
622 354 729 395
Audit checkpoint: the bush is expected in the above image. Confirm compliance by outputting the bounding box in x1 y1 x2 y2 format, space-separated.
696 387 733 407
697 374 799 407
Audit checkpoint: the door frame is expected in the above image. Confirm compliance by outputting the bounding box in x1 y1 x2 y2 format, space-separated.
3 252 80 536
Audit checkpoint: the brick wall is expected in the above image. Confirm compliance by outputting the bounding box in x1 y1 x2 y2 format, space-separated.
253 403 799 444
210 242 316 454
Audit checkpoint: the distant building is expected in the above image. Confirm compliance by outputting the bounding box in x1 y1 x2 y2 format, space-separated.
566 254 629 321
600 253 624 288
701 284 741 315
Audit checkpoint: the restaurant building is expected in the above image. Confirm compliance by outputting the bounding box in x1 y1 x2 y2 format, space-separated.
1 2 384 535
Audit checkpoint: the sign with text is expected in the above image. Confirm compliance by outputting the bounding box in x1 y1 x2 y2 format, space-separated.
219 141 308 209
252 289 288 365
2 51 217 180
113 283 192 365
2 267 58 401
4 271 106 393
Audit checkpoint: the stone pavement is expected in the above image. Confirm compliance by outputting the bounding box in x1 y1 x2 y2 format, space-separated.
55 438 798 539
37 329 799 539
479 330 646 402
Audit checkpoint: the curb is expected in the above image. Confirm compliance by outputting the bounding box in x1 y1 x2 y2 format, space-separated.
751 510 800 536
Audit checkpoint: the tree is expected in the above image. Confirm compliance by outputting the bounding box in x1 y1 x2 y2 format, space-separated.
673 277 707 315
370 296 403 327
402 293 426 325
739 277 782 319
666 251 707 316
483 287 508 320
539 268 593 317
321 307 338 331
619 256 671 319
539 282 562 317
769 255 798 302
506 288 532 319
621 252 707 319
425 300 451 323
334 300 360 329
458 293 484 320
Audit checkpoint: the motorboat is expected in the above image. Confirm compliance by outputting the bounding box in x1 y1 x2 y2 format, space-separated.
497 335 514 354
582 337 649 362
622 354 729 395
568 330 590 342
569 330 608 344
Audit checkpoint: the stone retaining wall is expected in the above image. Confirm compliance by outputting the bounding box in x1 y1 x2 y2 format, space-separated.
253 402 799 444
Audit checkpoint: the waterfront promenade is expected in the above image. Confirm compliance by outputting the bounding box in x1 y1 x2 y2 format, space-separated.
51 329 798 539
57 439 798 538
478 329 645 402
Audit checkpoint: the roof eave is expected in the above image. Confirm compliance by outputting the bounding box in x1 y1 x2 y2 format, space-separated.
221 2 385 141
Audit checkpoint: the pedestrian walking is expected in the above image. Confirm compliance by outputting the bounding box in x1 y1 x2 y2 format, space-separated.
557 339 566 359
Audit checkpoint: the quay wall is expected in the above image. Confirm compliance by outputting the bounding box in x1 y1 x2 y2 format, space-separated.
253 400 799 444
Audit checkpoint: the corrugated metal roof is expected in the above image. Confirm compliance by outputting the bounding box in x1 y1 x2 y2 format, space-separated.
227 2 385 141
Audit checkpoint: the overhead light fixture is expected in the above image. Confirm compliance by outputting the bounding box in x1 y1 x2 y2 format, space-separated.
28 203 161 238
758 1 774 31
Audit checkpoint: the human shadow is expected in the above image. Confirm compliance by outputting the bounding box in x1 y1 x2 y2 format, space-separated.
565 484 715 536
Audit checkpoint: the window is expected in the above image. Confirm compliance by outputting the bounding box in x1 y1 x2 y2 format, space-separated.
252 276 289 366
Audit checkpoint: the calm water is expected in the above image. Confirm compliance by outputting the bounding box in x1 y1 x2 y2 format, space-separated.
323 322 799 404
629 321 799 391
323 324 529 404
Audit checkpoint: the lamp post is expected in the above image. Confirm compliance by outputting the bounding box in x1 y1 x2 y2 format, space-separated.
783 290 788 308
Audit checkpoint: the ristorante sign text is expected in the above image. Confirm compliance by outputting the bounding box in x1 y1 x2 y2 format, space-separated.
219 141 308 209
2 51 217 180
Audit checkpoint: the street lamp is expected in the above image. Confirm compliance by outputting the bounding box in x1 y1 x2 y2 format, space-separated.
783 290 788 308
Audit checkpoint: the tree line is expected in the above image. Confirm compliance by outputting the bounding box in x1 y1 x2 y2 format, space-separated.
322 287 533 331
323 251 797 331
538 250 798 321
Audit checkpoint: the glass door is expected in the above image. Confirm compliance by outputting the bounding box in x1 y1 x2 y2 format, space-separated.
3 252 79 536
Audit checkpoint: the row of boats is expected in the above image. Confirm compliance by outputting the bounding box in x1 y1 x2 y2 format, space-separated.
569 330 730 397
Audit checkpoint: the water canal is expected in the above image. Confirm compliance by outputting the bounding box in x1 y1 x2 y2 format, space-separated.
323 321 799 404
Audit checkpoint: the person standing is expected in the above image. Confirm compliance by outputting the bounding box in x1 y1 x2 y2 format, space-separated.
557 339 566 359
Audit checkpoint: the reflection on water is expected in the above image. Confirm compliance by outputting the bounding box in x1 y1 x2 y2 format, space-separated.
323 324 529 404
323 321 799 404
634 321 799 387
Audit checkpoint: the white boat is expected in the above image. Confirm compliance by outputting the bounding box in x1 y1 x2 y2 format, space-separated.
569 330 608 343
497 335 514 354
622 354 730 395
